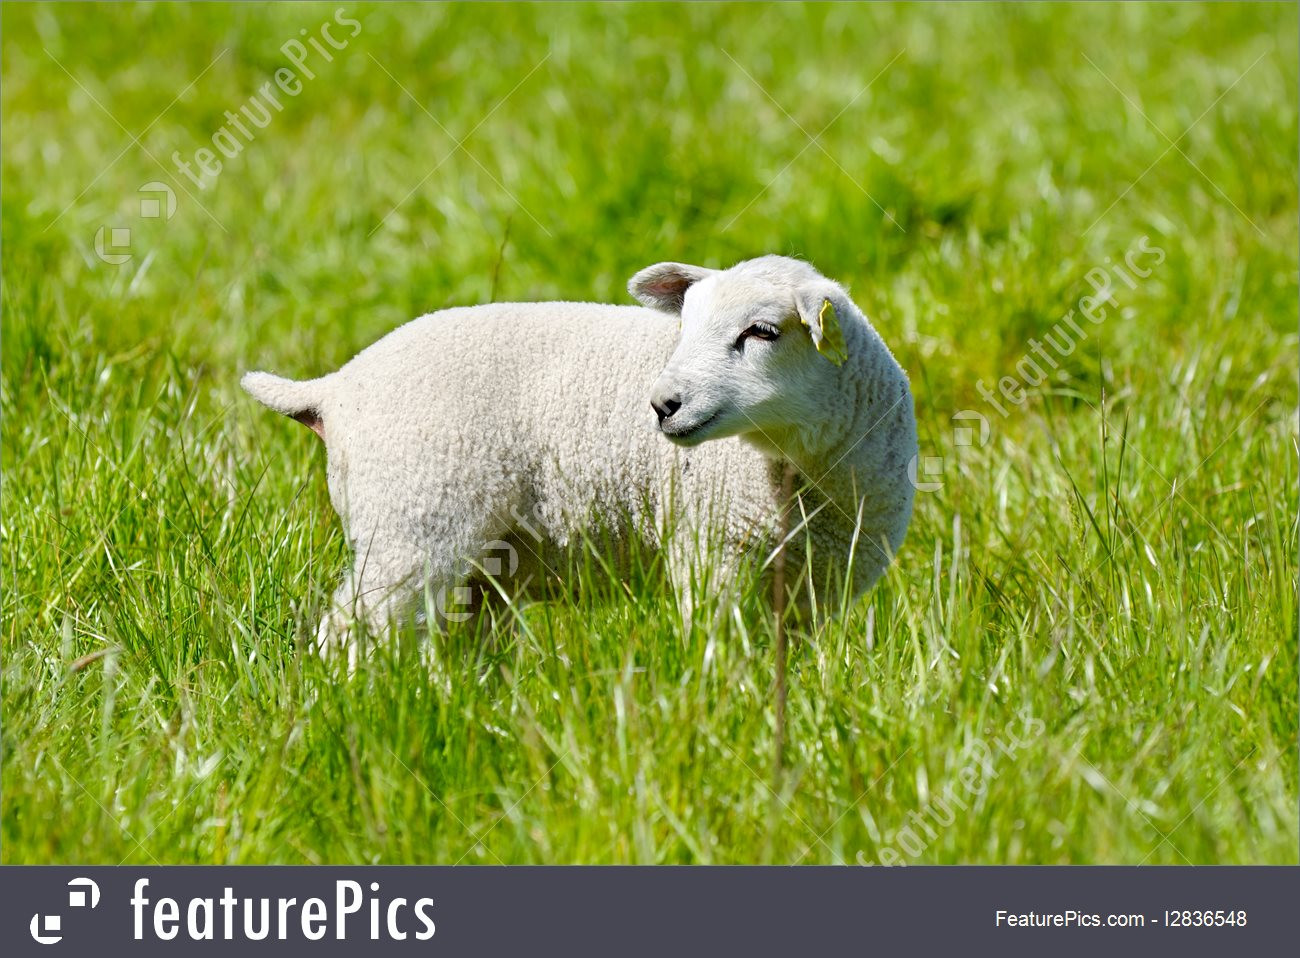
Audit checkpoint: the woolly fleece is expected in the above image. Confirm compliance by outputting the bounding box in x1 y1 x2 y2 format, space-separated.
242 256 917 662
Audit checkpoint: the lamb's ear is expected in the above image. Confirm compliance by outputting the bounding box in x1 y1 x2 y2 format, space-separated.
628 262 715 313
794 288 849 367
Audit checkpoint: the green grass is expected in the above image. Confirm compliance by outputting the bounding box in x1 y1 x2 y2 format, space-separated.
2 1 1296 865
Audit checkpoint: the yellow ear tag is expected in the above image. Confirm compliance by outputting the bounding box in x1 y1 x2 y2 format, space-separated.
814 298 848 366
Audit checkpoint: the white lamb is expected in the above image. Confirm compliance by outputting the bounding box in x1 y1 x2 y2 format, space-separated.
242 255 917 663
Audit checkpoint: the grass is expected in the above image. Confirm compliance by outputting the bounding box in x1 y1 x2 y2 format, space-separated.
2 1 1296 865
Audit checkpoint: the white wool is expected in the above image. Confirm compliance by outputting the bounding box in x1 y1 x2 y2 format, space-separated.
242 255 917 664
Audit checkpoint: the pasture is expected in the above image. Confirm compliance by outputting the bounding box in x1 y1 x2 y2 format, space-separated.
2 1 1296 864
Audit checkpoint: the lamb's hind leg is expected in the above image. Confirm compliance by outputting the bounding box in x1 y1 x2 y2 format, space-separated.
315 540 429 671
315 511 507 668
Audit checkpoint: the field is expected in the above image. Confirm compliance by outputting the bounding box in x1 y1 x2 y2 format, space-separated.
2 1 1296 864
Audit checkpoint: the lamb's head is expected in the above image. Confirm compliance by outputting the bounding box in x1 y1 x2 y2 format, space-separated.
632 255 855 449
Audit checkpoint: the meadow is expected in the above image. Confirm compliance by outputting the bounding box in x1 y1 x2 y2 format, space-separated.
2 1 1296 864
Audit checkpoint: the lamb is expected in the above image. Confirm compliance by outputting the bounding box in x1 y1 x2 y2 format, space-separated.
242 255 917 665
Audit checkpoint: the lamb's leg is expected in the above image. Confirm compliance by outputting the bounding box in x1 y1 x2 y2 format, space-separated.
665 526 747 639
315 510 509 667
314 543 428 671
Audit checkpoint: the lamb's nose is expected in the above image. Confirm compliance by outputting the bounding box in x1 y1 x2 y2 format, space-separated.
651 392 682 424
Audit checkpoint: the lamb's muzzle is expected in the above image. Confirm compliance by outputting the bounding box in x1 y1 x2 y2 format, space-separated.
649 389 681 424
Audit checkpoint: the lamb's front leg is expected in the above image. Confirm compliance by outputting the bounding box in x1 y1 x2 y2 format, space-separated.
665 525 751 639
666 505 820 642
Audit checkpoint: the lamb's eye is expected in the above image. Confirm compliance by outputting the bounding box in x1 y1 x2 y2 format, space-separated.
736 323 781 349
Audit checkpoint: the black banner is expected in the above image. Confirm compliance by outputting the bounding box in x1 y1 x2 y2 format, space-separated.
2 866 1296 956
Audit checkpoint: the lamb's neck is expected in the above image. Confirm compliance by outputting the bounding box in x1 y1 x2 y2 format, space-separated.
786 441 873 519
756 351 891 519
753 418 875 520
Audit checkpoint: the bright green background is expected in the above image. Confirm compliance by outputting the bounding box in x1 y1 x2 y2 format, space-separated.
3 2 1296 864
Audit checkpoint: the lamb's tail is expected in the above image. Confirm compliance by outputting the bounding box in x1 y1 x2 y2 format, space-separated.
241 371 327 439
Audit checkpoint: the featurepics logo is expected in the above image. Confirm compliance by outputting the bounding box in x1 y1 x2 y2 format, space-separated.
30 878 100 944
130 879 435 942
170 8 362 190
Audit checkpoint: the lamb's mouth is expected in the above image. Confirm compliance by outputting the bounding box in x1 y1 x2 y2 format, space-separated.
660 411 720 445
